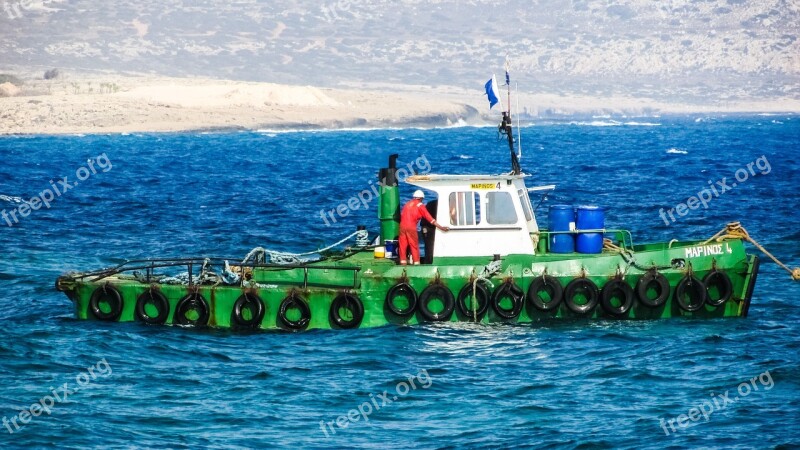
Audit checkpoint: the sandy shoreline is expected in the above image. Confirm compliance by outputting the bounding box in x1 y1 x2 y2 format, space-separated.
1 71 798 135
0 73 483 135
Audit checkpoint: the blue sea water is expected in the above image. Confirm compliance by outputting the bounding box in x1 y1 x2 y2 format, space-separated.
0 116 799 449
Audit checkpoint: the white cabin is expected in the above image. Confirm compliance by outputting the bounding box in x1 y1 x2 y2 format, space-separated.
406 174 547 259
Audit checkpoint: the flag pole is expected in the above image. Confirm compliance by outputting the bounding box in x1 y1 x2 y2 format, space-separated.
504 56 520 174
515 81 522 161
484 62 520 175
505 56 511 120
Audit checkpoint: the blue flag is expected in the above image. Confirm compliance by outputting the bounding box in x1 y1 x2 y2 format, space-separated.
504 56 511 85
484 75 501 109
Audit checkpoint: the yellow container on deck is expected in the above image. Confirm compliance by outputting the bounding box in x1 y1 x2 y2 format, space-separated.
374 246 385 258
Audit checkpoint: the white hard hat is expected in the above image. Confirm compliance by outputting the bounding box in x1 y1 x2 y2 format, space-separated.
413 190 425 199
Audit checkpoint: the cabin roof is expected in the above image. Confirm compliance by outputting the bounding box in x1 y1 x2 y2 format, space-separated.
406 173 529 183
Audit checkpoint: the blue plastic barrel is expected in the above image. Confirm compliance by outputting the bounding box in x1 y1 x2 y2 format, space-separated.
384 239 398 259
576 206 605 254
548 205 575 253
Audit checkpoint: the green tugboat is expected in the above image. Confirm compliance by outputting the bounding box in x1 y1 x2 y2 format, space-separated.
57 149 777 331
57 73 799 331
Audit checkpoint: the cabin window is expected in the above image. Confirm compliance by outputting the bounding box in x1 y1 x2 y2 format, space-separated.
449 191 480 226
518 188 533 221
486 192 518 225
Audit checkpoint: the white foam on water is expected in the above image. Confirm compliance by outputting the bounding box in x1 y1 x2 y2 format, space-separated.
256 127 403 134
623 121 661 126
569 120 661 127
445 118 471 128
666 148 688 155
565 120 660 127
568 120 622 127
0 195 24 204
255 120 492 135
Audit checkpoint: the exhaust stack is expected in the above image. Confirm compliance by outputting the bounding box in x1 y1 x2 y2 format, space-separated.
377 154 400 244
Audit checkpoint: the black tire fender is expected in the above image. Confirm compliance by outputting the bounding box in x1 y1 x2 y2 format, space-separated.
174 292 210 326
330 293 365 329
456 281 490 320
703 270 733 307
601 279 635 317
233 293 265 328
674 275 707 312
418 283 455 322
135 289 169 325
385 282 418 318
527 275 563 312
278 292 311 331
636 270 670 308
89 284 124 321
491 281 524 320
564 278 599 315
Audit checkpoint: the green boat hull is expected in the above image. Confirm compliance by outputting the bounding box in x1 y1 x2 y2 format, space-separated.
56 237 759 331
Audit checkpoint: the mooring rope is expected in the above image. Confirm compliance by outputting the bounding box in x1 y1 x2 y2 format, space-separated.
602 238 671 272
159 258 225 285
469 259 503 321
242 229 369 265
157 230 370 286
703 222 800 281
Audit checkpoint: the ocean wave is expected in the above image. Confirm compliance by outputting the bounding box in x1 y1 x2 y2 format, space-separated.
567 120 661 127
255 121 493 135
568 120 622 127
666 148 688 155
444 118 470 128
256 126 411 134
623 121 660 126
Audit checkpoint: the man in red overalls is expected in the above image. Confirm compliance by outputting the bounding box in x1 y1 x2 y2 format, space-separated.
399 190 449 265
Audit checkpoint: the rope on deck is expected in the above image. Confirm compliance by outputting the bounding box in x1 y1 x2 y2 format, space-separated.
469 259 503 321
148 230 370 286
704 222 800 281
602 238 673 272
242 229 369 265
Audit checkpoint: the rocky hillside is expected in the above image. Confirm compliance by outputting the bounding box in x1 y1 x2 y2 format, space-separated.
1 0 798 105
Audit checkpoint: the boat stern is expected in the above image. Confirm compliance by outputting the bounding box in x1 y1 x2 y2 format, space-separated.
740 255 760 317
